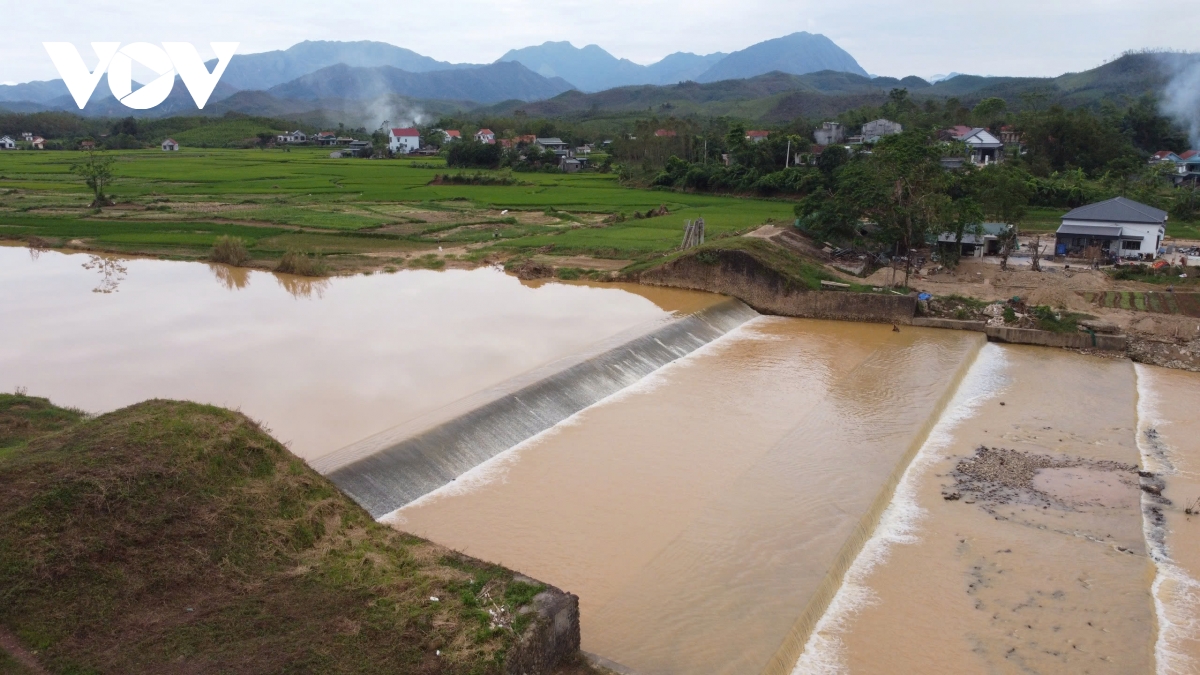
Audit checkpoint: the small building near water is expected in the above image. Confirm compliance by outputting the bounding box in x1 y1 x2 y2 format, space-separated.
1054 196 1166 260
936 222 1011 257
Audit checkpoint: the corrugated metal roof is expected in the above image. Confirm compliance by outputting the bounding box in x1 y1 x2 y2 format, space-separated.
1056 223 1123 238
1061 197 1167 224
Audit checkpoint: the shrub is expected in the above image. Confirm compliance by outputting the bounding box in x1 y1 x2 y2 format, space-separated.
275 250 326 276
209 236 249 266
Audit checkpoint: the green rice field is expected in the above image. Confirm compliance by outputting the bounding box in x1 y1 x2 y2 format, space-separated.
0 148 796 264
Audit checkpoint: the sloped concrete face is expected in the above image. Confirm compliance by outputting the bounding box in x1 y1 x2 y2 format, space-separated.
316 299 759 518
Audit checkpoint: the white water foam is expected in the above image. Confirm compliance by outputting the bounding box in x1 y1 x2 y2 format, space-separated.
791 342 1010 675
1136 364 1200 675
381 316 774 525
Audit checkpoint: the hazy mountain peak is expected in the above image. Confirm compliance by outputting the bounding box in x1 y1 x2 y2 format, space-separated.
696 31 867 83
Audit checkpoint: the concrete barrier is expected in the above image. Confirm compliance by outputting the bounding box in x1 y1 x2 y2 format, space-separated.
911 317 987 331
984 326 1127 351
912 318 1127 350
639 248 917 324
505 579 581 675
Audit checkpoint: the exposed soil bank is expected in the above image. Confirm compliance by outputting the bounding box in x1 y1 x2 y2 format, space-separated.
639 247 917 324
0 394 583 674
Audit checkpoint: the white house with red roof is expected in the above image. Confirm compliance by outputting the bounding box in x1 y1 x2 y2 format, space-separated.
746 130 770 143
30 136 45 149
161 138 179 151
442 129 461 143
475 128 495 144
388 127 421 154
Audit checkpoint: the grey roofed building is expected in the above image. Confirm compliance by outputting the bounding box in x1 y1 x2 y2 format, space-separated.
535 137 569 151
1055 197 1167 260
936 222 1011 257
1061 196 1167 225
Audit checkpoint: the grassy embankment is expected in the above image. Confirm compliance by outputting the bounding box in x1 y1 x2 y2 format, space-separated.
0 393 574 674
0 148 795 274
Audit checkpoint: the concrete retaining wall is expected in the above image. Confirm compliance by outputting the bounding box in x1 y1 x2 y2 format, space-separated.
911 317 988 331
912 317 1127 350
985 326 1127 351
506 579 581 675
639 249 916 324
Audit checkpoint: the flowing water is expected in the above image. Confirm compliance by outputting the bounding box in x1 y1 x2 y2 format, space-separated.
7 245 1199 674
791 346 1200 674
0 246 717 460
394 319 985 673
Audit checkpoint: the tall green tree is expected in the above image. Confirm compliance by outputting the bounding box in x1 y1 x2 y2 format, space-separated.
70 147 116 207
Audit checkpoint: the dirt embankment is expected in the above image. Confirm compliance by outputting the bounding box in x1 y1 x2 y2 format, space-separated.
0 394 585 675
638 241 916 324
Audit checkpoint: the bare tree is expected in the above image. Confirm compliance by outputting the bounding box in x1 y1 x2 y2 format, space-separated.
1030 234 1043 272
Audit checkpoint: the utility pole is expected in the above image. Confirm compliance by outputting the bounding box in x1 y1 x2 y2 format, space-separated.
785 138 791 168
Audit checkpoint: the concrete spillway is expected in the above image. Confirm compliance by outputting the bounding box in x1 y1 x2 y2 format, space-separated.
312 298 759 518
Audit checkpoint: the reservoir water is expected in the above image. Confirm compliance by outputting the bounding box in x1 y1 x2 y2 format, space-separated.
6 245 1200 673
0 246 715 460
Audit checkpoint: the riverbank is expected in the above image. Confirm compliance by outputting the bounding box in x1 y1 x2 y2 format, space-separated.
0 393 588 674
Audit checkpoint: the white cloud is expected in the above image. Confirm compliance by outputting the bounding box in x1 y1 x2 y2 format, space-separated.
0 0 1196 84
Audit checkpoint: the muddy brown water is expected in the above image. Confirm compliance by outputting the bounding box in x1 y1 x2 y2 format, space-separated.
0 246 716 460
6 245 1199 674
395 319 986 673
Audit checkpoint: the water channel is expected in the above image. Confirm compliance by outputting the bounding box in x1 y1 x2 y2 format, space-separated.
4 245 1199 674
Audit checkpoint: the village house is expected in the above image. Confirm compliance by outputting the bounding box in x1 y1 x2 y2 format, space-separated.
861 119 902 143
314 131 338 146
0 136 15 150
942 126 1005 165
936 223 1012 258
474 128 495 144
161 138 179 151
535 137 569 152
344 140 372 157
998 125 1023 146
30 136 44 150
277 130 307 144
1054 196 1166 260
79 140 95 150
654 129 676 138
1151 150 1183 164
387 127 420 154
21 132 34 142
442 129 461 143
1175 152 1200 186
813 122 844 146
746 130 769 143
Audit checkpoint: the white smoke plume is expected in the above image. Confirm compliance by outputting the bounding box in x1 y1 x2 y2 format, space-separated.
360 95 429 131
1159 53 1200 150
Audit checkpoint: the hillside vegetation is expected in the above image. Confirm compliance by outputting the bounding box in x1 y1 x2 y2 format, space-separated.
0 393 571 674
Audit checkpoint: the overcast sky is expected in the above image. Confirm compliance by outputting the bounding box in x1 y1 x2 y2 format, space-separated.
3 0 1197 85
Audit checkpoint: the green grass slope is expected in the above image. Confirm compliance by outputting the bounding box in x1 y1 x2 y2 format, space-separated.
0 394 562 674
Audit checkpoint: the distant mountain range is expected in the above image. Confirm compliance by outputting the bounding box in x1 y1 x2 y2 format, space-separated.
0 37 1193 124
0 32 870 117
266 61 572 104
